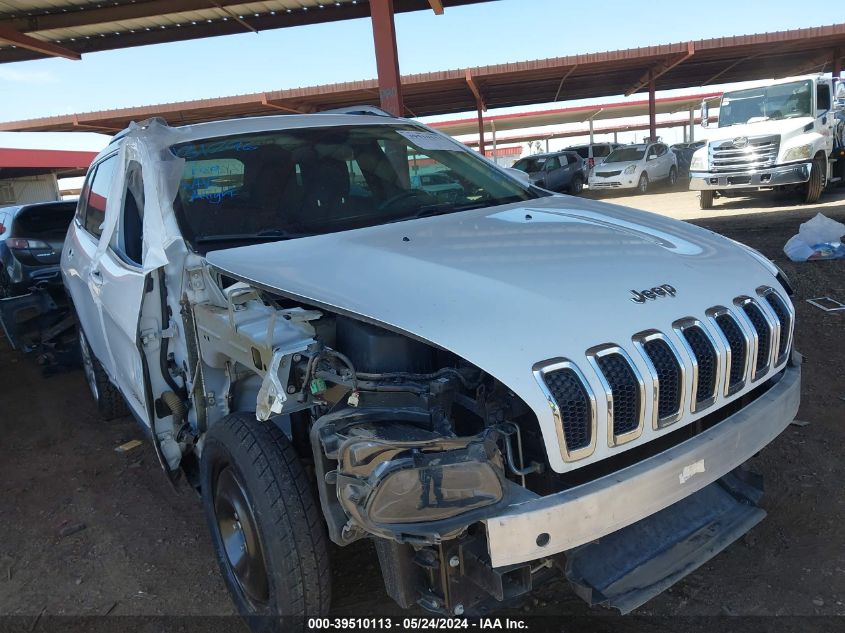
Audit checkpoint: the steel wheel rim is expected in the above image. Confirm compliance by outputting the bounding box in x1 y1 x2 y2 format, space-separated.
214 466 270 607
79 329 99 401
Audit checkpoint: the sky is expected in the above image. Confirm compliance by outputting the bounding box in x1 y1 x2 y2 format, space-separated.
0 0 828 122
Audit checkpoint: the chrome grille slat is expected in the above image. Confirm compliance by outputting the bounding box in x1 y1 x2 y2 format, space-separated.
587 346 645 447
758 287 794 366
709 135 780 173
673 319 721 412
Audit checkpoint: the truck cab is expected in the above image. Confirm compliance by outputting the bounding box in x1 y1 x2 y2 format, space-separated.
689 74 845 208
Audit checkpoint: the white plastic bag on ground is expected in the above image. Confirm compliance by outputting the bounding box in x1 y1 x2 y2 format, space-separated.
783 213 845 261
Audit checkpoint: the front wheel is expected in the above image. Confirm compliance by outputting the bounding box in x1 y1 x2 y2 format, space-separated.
801 157 824 204
699 190 715 210
668 166 678 187
200 412 331 632
569 174 584 195
637 173 649 194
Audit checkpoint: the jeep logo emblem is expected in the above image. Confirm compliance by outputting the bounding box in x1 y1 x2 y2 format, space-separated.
630 284 677 304
732 136 748 149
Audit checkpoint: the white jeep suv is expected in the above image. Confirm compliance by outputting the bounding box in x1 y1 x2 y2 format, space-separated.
61 111 799 628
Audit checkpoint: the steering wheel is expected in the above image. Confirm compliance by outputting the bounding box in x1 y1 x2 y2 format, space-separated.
377 189 436 211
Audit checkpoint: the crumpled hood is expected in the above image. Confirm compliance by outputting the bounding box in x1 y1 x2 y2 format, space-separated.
703 117 813 143
206 195 780 472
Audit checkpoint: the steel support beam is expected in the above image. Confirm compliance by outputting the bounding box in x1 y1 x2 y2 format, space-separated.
689 107 695 143
553 65 578 102
832 47 842 78
466 70 487 154
427 0 445 14
0 26 79 60
648 70 656 141
625 42 694 96
370 0 404 117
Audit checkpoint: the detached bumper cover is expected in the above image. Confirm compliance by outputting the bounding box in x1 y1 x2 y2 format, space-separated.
689 162 811 190
484 361 800 568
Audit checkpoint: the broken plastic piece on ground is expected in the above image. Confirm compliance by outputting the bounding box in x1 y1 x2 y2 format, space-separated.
115 439 143 453
806 296 845 312
790 419 811 427
784 213 845 261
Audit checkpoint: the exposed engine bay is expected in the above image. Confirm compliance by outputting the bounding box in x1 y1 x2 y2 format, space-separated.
145 263 556 615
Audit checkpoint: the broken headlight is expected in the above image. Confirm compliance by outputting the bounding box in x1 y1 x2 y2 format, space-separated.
334 426 506 537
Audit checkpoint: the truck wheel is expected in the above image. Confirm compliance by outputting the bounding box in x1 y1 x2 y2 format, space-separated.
638 173 649 194
78 324 130 420
801 157 824 204
569 174 584 195
699 190 715 210
200 412 331 631
668 166 678 187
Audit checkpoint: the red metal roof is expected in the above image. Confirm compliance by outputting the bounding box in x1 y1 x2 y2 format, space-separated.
2 22 843 132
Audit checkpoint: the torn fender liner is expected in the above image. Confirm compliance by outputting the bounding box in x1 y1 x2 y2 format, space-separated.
564 471 765 614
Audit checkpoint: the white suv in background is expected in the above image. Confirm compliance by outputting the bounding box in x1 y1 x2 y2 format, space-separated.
589 142 678 193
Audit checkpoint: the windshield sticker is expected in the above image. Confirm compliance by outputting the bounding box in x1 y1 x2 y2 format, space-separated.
175 139 259 160
397 130 461 152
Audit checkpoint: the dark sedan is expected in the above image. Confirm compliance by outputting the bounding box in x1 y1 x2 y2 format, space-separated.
0 199 77 298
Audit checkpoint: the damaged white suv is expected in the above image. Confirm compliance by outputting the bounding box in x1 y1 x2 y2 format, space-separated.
61 111 800 626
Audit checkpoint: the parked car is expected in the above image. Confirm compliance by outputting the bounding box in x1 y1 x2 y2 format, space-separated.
0 199 77 298
410 171 465 201
671 140 706 177
564 142 624 174
45 111 797 628
589 142 678 193
511 150 585 193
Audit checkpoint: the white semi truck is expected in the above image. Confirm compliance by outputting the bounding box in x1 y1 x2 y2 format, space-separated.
689 74 845 209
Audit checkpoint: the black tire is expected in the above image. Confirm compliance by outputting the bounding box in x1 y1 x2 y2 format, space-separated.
0 268 10 299
699 190 715 210
668 166 678 187
801 157 824 204
569 174 584 195
78 323 130 420
200 412 331 632
637 173 649 194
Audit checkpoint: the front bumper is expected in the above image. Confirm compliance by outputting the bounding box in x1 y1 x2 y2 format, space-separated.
484 360 801 568
689 162 811 190
588 177 636 190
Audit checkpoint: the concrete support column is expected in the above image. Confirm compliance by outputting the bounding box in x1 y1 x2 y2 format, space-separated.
370 0 404 116
491 121 497 162
648 69 657 141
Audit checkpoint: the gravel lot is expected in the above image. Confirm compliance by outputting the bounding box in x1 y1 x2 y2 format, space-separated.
1 185 843 629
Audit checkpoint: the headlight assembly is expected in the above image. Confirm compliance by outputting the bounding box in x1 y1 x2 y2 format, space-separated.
690 154 707 171
334 425 506 537
624 165 637 175
782 144 812 162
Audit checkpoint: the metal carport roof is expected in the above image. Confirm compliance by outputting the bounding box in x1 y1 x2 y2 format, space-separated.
0 0 488 62
1 22 843 133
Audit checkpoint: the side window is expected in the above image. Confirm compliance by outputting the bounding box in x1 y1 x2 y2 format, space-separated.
656 144 667 157
83 155 117 238
113 160 144 266
817 84 831 111
593 145 611 158
545 156 561 170
566 154 578 165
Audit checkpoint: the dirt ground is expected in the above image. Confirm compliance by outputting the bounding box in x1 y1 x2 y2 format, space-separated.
0 186 844 629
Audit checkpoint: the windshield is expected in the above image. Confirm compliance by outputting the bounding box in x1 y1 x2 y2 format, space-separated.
171 124 539 251
605 147 645 163
718 80 812 127
512 157 546 173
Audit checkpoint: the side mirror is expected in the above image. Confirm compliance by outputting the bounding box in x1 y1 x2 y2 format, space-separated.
701 98 710 128
504 167 531 185
836 81 845 104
